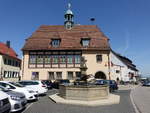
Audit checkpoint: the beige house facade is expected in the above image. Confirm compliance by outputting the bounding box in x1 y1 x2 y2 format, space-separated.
0 42 21 81
22 50 111 81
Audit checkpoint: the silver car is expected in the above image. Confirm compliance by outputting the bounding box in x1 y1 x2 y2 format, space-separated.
0 91 11 113
0 86 27 112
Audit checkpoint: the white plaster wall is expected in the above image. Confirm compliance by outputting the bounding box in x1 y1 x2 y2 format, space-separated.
110 52 124 66
109 52 129 81
122 67 130 81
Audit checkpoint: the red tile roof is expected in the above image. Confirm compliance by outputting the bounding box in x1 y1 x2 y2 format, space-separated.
22 25 110 51
0 42 18 59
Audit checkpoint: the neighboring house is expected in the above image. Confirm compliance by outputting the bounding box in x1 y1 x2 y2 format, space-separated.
21 4 113 81
110 50 139 82
0 41 21 81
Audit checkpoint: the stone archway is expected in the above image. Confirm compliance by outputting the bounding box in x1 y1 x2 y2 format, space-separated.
95 71 106 80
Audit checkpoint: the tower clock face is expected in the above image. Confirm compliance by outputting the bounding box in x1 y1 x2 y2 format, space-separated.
65 22 72 29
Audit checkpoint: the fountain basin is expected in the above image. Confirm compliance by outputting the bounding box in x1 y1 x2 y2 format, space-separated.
59 85 109 101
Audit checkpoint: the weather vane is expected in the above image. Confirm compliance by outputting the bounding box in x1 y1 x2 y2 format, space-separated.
68 3 71 9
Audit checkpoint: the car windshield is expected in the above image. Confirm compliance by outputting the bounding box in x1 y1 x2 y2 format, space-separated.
0 86 10 92
9 82 25 87
96 80 107 84
19 81 39 85
42 81 51 85
108 80 116 84
60 80 70 83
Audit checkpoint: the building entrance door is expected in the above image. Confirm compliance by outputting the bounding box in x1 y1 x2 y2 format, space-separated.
95 71 106 79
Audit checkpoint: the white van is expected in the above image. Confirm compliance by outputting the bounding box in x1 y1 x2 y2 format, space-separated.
0 91 11 113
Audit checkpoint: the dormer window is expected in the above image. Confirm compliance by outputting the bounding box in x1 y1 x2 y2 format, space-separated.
81 38 90 47
51 39 60 47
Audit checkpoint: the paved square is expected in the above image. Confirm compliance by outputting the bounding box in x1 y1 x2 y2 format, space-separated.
22 89 135 113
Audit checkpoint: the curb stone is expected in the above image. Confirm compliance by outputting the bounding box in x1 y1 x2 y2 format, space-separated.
130 86 142 113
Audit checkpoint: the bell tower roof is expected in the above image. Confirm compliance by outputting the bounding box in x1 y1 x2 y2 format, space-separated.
65 3 73 15
64 3 74 29
66 9 73 15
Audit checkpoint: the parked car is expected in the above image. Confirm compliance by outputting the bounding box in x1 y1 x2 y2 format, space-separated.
0 81 38 101
142 81 150 86
41 80 52 90
107 80 118 92
0 91 11 113
0 86 27 112
16 81 39 94
52 79 70 89
59 79 70 85
95 80 118 92
51 80 59 89
95 79 108 85
18 80 48 95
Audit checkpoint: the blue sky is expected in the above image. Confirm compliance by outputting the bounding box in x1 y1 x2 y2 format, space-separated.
0 0 150 76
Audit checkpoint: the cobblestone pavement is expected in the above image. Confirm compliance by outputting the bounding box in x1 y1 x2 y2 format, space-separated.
21 88 135 113
131 86 150 113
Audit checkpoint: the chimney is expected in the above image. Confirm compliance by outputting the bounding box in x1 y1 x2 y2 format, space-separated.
6 41 10 48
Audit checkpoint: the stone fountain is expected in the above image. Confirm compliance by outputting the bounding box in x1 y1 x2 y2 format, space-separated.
49 57 120 106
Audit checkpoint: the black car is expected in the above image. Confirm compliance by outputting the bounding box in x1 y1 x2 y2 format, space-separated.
41 80 52 90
